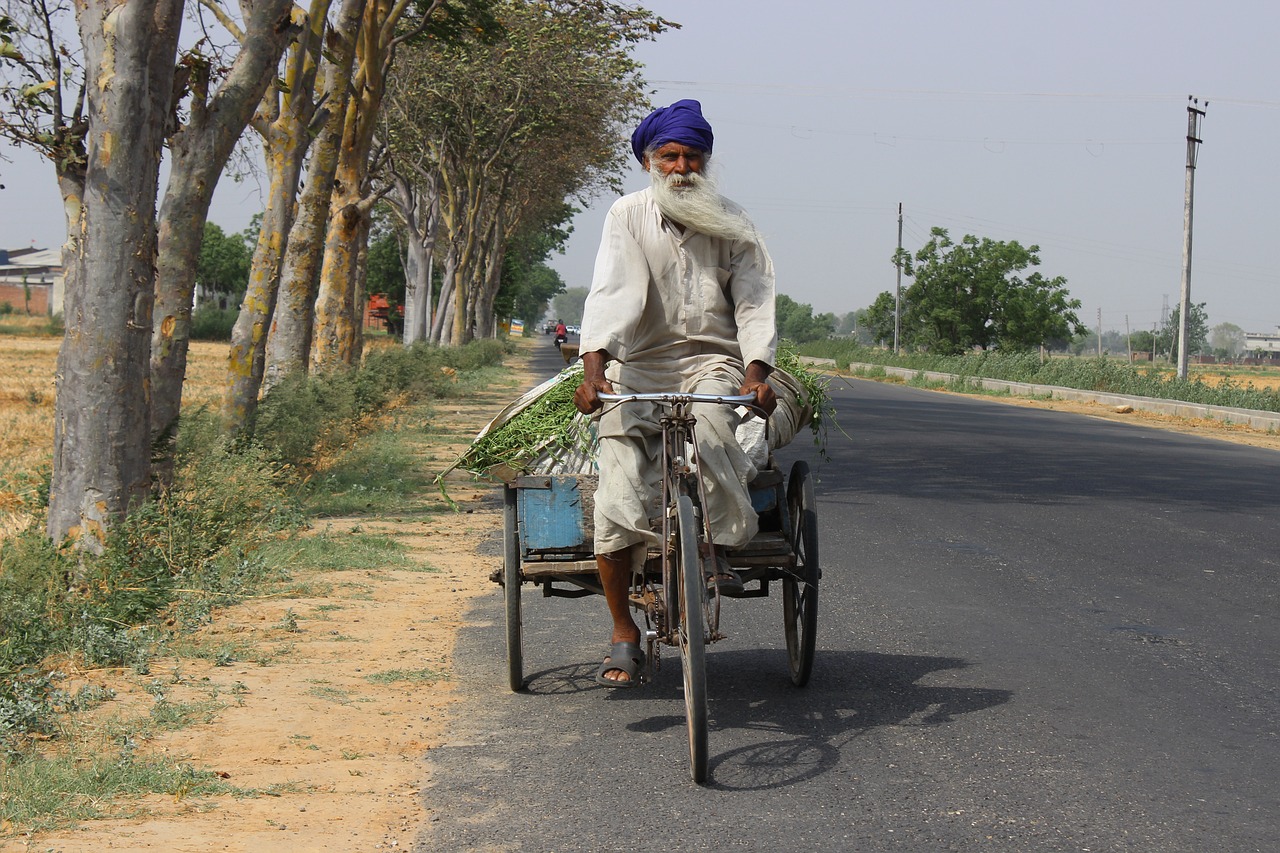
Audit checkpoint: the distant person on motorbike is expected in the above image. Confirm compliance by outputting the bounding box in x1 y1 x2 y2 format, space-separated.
554 319 568 350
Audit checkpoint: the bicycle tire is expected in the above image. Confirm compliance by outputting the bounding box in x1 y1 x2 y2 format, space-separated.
676 494 709 783
784 460 819 687
503 485 524 692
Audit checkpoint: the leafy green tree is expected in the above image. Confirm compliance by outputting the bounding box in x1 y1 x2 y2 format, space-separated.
1129 329 1156 354
195 223 251 300
776 294 836 343
861 291 899 348
1156 302 1209 361
887 227 1085 354
366 228 407 308
495 217 572 333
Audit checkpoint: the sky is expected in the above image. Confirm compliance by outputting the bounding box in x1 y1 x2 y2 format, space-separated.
2 0 1278 334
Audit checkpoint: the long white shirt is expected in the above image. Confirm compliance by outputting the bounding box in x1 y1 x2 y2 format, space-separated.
580 187 777 371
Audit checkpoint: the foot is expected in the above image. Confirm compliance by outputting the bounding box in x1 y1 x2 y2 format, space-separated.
702 549 744 595
596 638 645 687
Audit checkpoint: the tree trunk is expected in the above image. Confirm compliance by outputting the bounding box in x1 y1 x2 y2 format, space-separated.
226 135 307 430
48 0 183 549
386 169 438 346
151 0 298 443
312 199 364 367
264 0 366 390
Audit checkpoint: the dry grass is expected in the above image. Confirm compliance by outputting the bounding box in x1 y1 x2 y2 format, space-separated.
0 326 229 538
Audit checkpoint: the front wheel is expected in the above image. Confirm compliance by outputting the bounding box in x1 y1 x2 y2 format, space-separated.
503 486 524 691
784 460 819 687
675 494 708 783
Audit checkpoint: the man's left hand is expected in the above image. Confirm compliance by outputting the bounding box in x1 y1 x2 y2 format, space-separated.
740 360 777 416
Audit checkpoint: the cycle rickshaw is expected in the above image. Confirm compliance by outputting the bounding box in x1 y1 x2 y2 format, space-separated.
496 390 820 784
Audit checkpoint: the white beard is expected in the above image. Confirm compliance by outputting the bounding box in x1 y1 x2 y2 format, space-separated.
650 166 754 242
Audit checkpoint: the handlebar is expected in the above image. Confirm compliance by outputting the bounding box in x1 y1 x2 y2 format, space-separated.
596 391 758 406
596 390 767 421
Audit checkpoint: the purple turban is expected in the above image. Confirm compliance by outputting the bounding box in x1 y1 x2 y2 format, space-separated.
630 99 714 164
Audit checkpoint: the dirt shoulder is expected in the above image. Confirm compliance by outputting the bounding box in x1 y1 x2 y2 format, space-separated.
2 343 541 853
7 347 1277 851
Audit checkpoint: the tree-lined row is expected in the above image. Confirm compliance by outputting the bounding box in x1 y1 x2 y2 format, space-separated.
0 0 671 549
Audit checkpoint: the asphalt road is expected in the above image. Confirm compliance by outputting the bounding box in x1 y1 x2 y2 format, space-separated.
419 357 1279 852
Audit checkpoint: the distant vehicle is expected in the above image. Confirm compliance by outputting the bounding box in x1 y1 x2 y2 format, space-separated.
567 324 580 335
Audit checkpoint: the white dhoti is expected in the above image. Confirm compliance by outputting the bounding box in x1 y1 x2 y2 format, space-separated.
593 354 759 555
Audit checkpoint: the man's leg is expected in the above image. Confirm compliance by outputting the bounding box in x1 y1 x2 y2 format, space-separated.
596 545 643 683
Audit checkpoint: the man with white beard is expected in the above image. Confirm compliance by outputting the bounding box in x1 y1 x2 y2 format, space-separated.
573 99 778 687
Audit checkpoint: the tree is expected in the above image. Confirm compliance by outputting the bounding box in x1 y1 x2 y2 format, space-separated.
1209 321 1245 359
862 291 899 348
776 294 835 343
1156 302 1208 362
1129 329 1156 355
263 0 367 391
384 0 669 345
46 0 185 550
149 0 300 446
886 227 1085 354
196 222 252 300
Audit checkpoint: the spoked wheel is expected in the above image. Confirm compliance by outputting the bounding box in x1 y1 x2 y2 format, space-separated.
784 460 820 687
675 494 708 783
503 485 524 692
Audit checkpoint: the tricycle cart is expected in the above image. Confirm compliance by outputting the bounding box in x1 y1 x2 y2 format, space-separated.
498 448 820 780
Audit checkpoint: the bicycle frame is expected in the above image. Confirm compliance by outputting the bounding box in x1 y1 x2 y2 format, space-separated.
596 391 760 648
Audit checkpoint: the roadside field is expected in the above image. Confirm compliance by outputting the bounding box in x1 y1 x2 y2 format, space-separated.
0 328 228 538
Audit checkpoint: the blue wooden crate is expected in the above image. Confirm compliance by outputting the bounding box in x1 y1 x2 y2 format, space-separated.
515 475 596 554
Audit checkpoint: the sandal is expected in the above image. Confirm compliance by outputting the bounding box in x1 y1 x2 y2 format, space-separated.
704 551 745 596
595 640 645 687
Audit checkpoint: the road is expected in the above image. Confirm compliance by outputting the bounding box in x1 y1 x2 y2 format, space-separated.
419 358 1279 852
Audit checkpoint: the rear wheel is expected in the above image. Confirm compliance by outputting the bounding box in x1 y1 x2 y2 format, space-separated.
503 486 524 691
784 460 819 687
675 494 708 783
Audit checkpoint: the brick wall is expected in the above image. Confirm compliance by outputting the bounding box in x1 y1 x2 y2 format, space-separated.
0 282 51 315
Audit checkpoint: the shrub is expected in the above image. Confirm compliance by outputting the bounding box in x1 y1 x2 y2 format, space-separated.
189 306 239 341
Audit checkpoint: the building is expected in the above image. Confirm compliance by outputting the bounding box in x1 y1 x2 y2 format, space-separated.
0 247 64 316
1243 327 1280 358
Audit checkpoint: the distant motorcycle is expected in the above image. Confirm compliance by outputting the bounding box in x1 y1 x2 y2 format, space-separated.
554 332 567 350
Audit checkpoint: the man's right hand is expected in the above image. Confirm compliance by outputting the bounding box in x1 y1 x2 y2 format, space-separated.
573 350 614 414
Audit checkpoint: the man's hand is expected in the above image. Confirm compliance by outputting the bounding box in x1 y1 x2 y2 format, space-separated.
739 360 777 416
573 350 614 414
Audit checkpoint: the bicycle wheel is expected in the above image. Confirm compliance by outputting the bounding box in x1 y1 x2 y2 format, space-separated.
675 494 708 783
783 460 819 687
503 485 524 691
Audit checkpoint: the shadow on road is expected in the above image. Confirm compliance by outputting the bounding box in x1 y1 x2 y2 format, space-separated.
515 647 1011 791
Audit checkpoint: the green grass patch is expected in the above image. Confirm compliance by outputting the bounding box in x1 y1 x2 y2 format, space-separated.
363 667 447 684
255 531 417 574
0 752 240 832
802 340 1280 413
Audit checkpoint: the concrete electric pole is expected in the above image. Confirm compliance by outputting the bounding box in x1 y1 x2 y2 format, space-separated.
894 202 903 355
1177 97 1206 380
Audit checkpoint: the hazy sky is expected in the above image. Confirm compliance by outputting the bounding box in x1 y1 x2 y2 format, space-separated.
3 0 1277 334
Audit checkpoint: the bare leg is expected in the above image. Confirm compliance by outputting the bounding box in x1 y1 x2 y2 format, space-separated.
597 547 642 683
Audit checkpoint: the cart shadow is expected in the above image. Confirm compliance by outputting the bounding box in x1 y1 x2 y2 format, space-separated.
675 649 1009 791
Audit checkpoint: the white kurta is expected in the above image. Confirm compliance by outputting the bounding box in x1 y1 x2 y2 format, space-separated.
580 187 777 554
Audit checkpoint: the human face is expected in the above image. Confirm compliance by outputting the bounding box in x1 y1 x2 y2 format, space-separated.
644 142 706 182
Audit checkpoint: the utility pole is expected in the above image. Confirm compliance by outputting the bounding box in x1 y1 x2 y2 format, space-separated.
1177 96 1207 380
1125 314 1132 362
894 202 903 354
1097 308 1103 357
